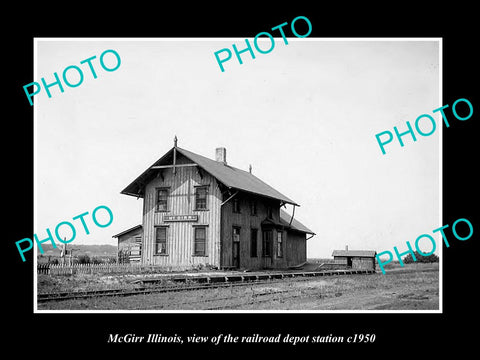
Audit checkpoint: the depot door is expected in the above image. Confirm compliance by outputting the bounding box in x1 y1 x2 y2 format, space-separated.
232 242 240 269
262 230 273 269
232 227 240 269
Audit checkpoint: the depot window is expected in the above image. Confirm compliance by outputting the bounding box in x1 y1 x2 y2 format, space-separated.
155 227 168 255
193 226 207 256
156 188 169 212
195 186 209 210
276 231 283 258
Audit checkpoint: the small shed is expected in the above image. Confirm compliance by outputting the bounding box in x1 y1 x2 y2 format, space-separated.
112 225 143 263
332 248 377 270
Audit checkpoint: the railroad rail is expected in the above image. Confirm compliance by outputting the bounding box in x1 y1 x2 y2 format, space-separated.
37 269 375 303
132 268 375 285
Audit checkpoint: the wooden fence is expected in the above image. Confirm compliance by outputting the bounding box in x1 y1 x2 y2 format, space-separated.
37 263 191 275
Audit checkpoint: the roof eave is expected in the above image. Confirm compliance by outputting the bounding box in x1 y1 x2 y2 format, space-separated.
228 187 299 207
120 147 176 197
112 224 143 238
120 190 144 198
120 146 301 206
288 228 316 236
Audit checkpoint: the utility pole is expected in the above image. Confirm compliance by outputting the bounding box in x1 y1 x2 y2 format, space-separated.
61 241 67 266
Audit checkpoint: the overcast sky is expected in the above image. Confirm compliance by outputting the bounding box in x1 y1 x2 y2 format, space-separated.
35 38 440 259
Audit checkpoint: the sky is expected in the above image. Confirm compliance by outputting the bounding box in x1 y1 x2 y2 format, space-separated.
35 38 440 259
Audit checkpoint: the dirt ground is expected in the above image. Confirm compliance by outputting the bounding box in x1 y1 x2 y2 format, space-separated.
37 263 439 311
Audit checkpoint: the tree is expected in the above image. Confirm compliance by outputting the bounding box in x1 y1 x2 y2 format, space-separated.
118 249 130 264
403 251 439 264
90 256 103 264
77 254 91 264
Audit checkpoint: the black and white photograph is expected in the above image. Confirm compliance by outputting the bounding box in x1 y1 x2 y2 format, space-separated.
6 6 478 355
33 38 441 312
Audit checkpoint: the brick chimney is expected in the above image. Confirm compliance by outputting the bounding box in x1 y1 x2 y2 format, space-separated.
215 147 227 164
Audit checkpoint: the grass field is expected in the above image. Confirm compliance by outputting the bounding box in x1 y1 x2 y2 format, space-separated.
37 262 439 311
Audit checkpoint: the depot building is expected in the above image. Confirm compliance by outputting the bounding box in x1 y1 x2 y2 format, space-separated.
115 138 315 270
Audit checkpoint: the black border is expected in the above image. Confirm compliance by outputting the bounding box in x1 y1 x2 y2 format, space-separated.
6 5 478 355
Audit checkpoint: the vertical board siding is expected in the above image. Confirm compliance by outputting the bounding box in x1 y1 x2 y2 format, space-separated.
138 152 307 271
221 194 301 270
352 257 375 270
117 228 143 251
285 232 307 267
117 227 143 263
142 164 221 268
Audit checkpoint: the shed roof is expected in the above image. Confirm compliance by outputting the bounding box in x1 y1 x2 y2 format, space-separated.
112 225 142 238
332 250 377 257
279 210 315 235
121 146 299 206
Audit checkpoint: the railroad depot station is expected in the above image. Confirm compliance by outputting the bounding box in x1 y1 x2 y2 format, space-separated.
114 137 315 271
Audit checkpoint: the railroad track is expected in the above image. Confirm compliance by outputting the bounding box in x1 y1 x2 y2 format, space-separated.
38 281 259 302
204 289 317 310
136 284 341 310
37 269 375 303
136 288 294 310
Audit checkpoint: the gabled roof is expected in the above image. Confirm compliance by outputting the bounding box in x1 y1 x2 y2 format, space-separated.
332 250 377 257
121 146 299 206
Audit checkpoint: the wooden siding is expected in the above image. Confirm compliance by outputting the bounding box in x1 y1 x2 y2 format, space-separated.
220 193 304 270
285 231 307 267
141 156 222 268
117 227 143 250
117 227 143 262
352 257 375 270
137 151 308 271
334 256 375 270
334 257 348 265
